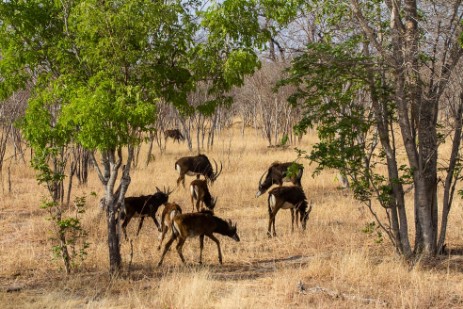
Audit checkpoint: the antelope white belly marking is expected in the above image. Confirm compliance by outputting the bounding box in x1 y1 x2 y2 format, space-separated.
186 171 198 176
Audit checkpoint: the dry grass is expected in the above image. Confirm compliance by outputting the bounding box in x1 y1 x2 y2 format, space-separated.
1 127 463 308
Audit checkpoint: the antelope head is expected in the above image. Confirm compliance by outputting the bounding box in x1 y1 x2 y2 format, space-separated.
300 200 313 230
255 170 270 198
227 219 240 242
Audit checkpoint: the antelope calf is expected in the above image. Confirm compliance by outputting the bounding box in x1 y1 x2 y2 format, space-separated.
120 187 173 240
256 161 304 197
157 202 183 250
267 186 312 237
190 179 217 212
175 154 223 187
157 212 240 266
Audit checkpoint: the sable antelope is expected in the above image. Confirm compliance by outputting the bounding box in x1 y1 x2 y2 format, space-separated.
120 187 173 240
175 154 223 187
158 202 183 250
267 186 312 237
157 211 240 266
255 162 303 198
164 129 185 143
190 179 217 212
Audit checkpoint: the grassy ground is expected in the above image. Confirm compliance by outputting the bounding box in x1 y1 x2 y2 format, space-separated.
1 127 463 308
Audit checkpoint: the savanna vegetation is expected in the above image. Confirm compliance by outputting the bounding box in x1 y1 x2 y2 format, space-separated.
2 0 463 308
1 131 463 308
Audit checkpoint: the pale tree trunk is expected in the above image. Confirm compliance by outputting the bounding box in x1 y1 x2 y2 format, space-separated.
208 112 218 150
438 97 463 253
350 0 463 257
178 116 193 151
92 147 133 275
145 131 155 166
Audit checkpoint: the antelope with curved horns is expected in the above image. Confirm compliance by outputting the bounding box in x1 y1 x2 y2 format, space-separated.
157 211 240 266
255 162 303 198
175 154 223 187
120 186 174 240
267 186 312 237
190 179 217 212
158 202 183 250
164 129 185 143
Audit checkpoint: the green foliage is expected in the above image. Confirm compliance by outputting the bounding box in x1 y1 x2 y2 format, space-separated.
283 35 400 213
201 0 265 48
43 196 90 271
282 41 374 177
362 221 376 234
2 0 266 154
280 134 289 146
361 221 383 244
260 0 302 24
286 161 304 178
224 49 260 87
1 0 271 272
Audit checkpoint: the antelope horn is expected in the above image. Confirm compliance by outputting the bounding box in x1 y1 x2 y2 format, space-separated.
212 159 223 181
258 170 267 187
166 186 174 196
156 186 161 192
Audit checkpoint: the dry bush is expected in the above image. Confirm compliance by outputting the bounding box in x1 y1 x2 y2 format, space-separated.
1 126 463 308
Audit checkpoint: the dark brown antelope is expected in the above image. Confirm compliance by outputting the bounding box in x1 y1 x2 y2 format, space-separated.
175 154 223 187
255 162 303 197
190 179 217 212
164 129 185 143
157 202 183 250
267 186 312 237
157 211 240 266
120 187 173 240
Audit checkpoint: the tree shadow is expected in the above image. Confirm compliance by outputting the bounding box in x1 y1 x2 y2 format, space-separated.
124 254 313 282
415 246 463 273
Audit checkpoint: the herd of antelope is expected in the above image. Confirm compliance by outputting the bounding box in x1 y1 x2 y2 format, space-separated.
119 141 313 266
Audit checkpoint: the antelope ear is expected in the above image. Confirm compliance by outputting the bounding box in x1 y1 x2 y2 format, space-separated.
156 186 161 192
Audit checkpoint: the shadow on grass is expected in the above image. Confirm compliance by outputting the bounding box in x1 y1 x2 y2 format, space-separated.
125 254 313 282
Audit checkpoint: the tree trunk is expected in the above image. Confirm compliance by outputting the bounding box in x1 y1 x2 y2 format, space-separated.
145 131 155 166
106 196 121 274
93 147 133 275
437 100 463 252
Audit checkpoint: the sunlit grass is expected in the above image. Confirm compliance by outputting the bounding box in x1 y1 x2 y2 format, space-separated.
1 126 463 308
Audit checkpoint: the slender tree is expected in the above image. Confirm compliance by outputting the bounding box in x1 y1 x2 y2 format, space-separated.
1 0 271 274
281 0 463 258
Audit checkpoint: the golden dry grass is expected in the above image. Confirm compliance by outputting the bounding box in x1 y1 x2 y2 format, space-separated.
1 127 463 308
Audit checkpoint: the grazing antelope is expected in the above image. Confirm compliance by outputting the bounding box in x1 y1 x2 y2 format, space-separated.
255 161 304 197
190 179 217 212
158 202 183 250
267 186 312 237
157 211 240 266
120 187 173 240
175 154 223 187
164 129 185 143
